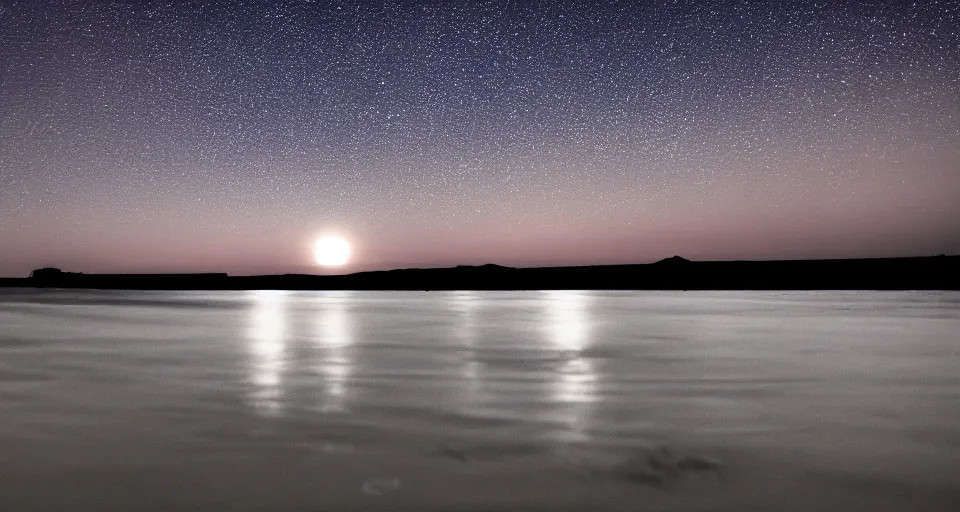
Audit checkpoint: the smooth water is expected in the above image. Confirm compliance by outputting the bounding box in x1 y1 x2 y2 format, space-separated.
1 290 958 511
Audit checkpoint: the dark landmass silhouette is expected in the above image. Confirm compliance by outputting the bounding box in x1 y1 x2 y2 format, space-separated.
1 255 958 290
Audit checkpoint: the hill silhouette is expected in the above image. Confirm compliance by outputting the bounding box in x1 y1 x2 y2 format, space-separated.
0 255 957 290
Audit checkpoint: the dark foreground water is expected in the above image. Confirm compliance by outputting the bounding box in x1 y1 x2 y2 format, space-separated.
1 290 958 511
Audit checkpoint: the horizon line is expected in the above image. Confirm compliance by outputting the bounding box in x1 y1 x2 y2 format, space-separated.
7 253 955 280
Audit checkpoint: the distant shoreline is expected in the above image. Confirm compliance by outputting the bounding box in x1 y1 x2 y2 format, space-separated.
1 255 957 291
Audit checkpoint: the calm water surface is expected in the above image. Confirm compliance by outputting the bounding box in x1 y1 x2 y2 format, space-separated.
1 290 958 511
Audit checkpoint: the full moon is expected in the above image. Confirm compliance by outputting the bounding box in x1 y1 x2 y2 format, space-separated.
314 236 351 267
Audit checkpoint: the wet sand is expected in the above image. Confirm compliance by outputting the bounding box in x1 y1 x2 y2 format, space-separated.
4 439 958 512
1 290 959 510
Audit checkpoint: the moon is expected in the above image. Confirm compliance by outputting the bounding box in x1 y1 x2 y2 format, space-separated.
314 236 351 267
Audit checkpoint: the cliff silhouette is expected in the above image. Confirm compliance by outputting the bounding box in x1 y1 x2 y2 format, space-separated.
0 255 957 290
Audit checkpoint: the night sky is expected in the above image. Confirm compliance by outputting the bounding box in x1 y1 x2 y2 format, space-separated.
1 0 958 276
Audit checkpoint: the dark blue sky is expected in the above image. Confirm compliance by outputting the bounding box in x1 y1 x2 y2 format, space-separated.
1 0 958 275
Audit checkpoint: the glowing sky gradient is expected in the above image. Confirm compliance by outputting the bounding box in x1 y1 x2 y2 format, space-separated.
1 0 958 276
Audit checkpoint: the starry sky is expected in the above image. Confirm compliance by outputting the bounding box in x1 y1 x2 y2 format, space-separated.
1 0 958 276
